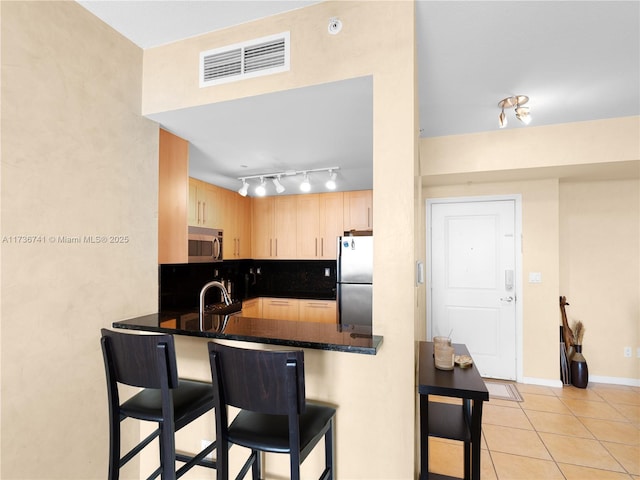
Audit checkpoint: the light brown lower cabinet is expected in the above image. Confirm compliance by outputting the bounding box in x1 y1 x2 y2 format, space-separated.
245 297 337 324
241 297 262 318
298 300 337 324
261 298 300 321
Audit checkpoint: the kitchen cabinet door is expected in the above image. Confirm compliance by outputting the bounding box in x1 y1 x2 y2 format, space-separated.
261 298 299 321
158 129 188 264
344 190 373 232
252 196 297 259
297 193 343 259
236 195 251 258
296 194 321 259
251 197 274 259
188 178 219 227
220 187 250 259
202 183 219 228
241 298 261 318
299 300 337 323
273 196 297 258
319 192 343 259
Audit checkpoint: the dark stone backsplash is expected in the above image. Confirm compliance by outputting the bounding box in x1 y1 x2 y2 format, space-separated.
160 259 336 311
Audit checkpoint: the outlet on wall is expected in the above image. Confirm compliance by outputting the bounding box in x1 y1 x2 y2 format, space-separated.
623 346 632 358
637 347 640 358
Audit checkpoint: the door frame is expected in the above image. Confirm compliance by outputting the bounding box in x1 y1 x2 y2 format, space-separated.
426 194 524 382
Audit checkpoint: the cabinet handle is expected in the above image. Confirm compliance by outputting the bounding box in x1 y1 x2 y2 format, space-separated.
315 238 318 257
308 303 328 309
197 201 201 223
321 238 324 257
269 238 272 257
203 202 206 224
367 207 371 228
275 239 278 257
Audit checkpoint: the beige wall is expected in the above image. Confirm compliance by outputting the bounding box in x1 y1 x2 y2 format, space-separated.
144 1 419 479
421 119 640 385
421 117 639 177
560 179 639 381
1 1 159 478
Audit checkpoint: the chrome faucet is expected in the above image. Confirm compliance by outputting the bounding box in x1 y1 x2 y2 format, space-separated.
199 281 232 327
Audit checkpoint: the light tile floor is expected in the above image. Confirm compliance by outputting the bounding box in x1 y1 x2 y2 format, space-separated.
428 382 640 480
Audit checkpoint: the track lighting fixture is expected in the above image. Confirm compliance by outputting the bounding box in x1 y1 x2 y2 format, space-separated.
237 166 339 196
497 95 531 128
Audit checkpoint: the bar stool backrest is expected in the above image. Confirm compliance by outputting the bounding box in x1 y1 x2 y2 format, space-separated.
209 343 306 415
101 328 179 390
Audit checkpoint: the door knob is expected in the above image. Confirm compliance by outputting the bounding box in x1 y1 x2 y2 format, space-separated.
501 296 514 302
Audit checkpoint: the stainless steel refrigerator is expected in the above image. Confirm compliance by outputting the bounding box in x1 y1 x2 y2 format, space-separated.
337 235 373 329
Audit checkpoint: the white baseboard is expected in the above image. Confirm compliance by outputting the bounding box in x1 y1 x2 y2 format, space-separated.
589 375 640 387
520 376 564 388
519 375 639 388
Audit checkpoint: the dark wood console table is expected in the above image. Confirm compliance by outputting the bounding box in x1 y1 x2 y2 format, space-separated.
418 341 488 480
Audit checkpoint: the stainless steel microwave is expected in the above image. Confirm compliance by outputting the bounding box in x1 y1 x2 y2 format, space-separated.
188 227 223 263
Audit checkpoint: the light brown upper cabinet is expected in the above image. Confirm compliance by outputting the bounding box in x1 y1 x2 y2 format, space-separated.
343 190 373 232
188 177 219 228
158 129 188 264
252 196 297 259
220 187 251 259
296 192 344 259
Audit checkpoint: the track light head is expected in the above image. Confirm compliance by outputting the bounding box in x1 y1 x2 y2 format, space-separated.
255 177 267 196
498 110 507 128
272 176 285 193
515 105 531 125
300 173 311 193
325 170 337 190
238 179 249 197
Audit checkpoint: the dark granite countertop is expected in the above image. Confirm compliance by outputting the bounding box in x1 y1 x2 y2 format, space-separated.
113 310 382 355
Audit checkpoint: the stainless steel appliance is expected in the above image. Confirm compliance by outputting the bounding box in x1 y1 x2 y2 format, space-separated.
188 226 223 263
337 234 373 328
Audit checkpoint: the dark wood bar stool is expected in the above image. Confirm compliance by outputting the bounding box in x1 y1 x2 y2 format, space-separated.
208 342 336 480
100 329 217 480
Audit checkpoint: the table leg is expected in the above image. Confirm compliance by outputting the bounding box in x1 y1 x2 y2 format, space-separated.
419 395 429 480
462 400 471 480
470 400 484 480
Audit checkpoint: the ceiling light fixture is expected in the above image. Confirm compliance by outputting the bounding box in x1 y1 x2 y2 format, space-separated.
300 173 311 193
237 166 339 196
325 170 337 190
497 95 531 128
238 179 249 197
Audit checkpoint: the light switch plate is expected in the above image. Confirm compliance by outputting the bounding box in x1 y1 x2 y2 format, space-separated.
528 272 542 283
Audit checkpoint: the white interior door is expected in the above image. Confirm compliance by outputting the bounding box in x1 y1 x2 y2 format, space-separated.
429 199 517 380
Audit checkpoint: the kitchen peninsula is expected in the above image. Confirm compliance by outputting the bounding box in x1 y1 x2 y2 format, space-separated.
113 311 382 355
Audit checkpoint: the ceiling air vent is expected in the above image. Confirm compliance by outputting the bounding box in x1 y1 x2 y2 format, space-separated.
200 32 290 87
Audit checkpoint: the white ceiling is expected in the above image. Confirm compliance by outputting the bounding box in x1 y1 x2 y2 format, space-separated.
78 0 640 194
